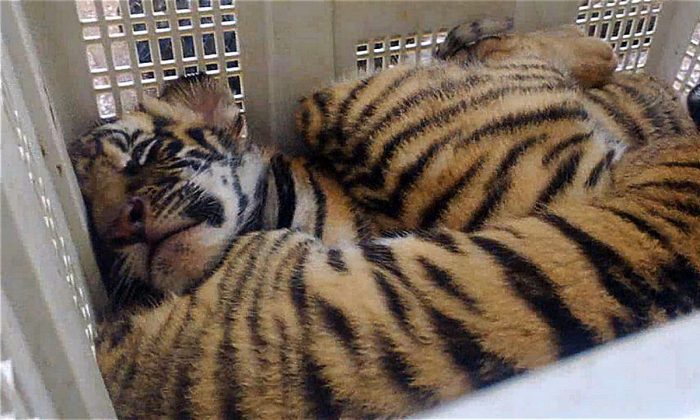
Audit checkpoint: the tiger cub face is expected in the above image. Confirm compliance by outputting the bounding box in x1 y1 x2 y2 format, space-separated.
70 75 266 305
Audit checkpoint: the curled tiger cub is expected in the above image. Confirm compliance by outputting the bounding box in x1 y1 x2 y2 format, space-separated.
71 20 700 419
97 134 700 418
70 74 370 306
297 21 694 233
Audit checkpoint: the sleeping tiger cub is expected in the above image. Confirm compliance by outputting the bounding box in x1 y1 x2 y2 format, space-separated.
79 22 699 419
70 74 370 305
97 135 700 418
297 21 694 233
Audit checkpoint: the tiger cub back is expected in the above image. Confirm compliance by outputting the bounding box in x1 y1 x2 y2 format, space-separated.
297 56 694 234
297 59 625 232
295 20 695 234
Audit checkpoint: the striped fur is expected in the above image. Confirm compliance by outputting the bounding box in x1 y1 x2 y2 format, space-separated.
296 35 694 234
70 74 370 306
97 135 700 418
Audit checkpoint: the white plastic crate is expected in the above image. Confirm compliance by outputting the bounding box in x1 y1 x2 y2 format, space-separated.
1 1 700 417
75 0 244 118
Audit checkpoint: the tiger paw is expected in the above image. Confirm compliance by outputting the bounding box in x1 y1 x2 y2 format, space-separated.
434 17 515 62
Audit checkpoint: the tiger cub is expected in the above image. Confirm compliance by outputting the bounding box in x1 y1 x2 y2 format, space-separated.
97 133 700 418
70 74 370 305
296 22 695 233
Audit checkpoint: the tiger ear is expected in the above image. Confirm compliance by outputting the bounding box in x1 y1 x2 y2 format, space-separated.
145 73 244 136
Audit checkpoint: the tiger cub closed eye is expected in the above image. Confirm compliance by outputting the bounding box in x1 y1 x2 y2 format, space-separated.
70 73 370 307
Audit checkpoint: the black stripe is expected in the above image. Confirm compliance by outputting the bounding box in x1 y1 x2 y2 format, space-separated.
376 140 460 218
336 79 371 139
539 211 653 331
289 248 311 319
247 232 294 353
318 298 360 355
94 128 130 152
299 107 311 145
152 116 172 130
287 241 342 418
275 318 293 407
541 132 592 165
417 257 480 312
455 105 588 148
657 256 700 310
659 161 700 170
131 136 158 162
611 82 684 135
115 302 179 408
584 149 616 189
216 233 267 419
343 74 485 170
373 105 586 218
327 248 348 272
598 206 700 309
306 167 327 238
598 206 670 246
144 138 166 165
347 88 579 191
322 79 371 150
161 158 206 171
312 90 332 114
339 79 564 179
488 62 566 76
349 67 433 139
302 355 341 418
310 90 335 154
489 225 525 239
639 195 700 218
641 205 691 233
413 230 462 254
270 155 296 229
186 127 223 157
461 134 546 231
163 138 184 158
535 149 583 206
182 189 225 227
363 242 518 388
471 236 598 357
99 316 133 350
428 307 518 387
238 171 270 236
361 242 405 280
375 332 435 404
185 148 213 161
631 180 700 196
420 156 485 228
373 271 414 337
170 296 200 419
584 91 647 145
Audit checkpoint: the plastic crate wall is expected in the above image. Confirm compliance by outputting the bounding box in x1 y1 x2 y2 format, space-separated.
673 18 700 95
75 0 243 119
576 0 663 72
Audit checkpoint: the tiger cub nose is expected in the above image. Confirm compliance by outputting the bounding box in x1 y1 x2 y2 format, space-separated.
112 197 148 243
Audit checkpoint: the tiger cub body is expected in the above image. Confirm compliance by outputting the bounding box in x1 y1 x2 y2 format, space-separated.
70 74 369 303
98 134 700 418
78 23 700 419
297 30 693 233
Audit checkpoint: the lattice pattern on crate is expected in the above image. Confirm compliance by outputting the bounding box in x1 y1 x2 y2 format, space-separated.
75 0 244 119
576 0 663 72
672 19 700 96
355 29 448 75
2 82 97 356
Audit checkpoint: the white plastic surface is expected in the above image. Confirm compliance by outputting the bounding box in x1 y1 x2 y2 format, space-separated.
421 312 700 418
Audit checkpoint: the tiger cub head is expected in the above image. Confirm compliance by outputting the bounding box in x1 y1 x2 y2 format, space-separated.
70 74 267 307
